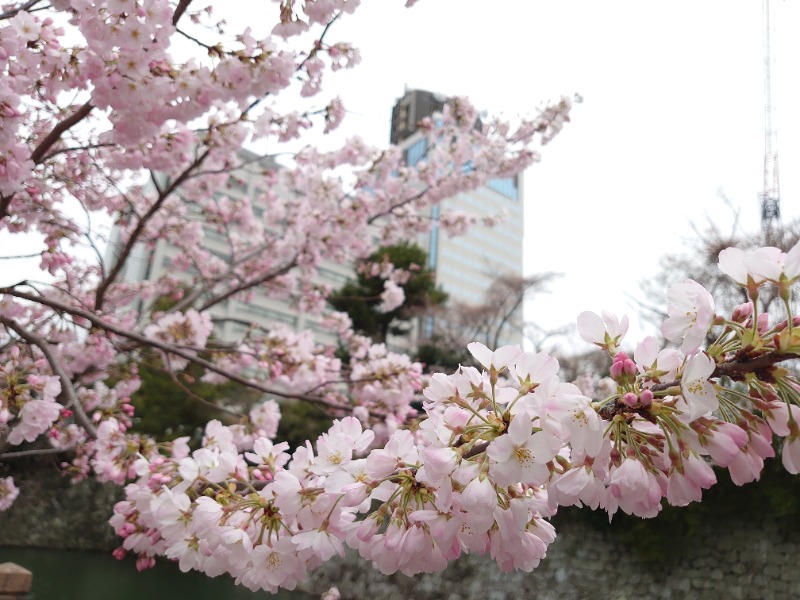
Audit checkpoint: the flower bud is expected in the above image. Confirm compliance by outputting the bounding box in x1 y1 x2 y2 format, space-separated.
622 392 638 408
731 301 754 323
639 389 654 406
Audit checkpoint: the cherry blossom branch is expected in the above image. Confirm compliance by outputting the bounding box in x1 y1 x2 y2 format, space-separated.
163 369 243 417
41 142 116 162
0 316 98 439
0 288 371 415
240 13 341 118
645 351 800 394
0 0 44 20
1 102 95 221
0 253 41 260
195 257 300 312
714 351 800 380
175 26 216 50
366 188 428 225
461 441 490 460
29 102 94 165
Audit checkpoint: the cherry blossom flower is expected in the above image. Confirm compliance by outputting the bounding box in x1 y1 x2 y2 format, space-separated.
377 279 405 313
0 477 19 511
576 310 628 352
661 279 715 354
486 412 559 486
679 352 718 421
782 436 800 474
467 342 522 372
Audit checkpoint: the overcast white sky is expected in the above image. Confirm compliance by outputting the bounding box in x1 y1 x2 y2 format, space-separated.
317 0 800 348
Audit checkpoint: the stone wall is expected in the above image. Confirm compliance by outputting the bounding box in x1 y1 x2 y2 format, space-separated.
300 513 799 600
3 460 799 599
0 461 123 551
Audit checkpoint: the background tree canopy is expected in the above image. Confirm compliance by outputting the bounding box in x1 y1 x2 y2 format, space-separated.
328 242 447 342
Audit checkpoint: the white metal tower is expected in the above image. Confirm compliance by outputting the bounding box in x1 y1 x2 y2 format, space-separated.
760 0 781 244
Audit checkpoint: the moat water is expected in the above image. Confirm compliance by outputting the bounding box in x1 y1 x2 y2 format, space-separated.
0 547 313 600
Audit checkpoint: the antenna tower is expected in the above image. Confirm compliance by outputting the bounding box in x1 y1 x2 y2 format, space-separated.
761 0 781 244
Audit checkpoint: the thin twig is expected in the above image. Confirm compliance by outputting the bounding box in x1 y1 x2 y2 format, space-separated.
0 252 41 260
0 447 68 460
0 0 43 20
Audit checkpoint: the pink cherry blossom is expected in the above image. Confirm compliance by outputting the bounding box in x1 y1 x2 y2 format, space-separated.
467 342 522 372
486 412 558 486
661 279 715 354
577 310 629 352
0 477 19 511
679 352 718 421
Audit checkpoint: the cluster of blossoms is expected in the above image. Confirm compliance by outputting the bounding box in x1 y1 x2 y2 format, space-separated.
3 0 800 594
97 238 800 591
0 347 62 446
357 256 420 314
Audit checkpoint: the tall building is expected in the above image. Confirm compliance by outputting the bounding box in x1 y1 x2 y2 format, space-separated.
108 155 352 348
112 90 525 350
391 89 525 347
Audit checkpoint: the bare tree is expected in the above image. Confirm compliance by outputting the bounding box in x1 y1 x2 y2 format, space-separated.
417 272 559 369
637 208 800 329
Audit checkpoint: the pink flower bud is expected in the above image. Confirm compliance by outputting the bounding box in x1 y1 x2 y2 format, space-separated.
640 389 654 406
731 302 754 322
610 361 624 379
136 556 156 572
622 392 638 407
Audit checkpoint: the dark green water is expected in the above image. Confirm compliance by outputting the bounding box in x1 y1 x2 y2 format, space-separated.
0 547 313 600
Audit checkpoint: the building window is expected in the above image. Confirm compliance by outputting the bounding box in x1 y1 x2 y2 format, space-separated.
429 204 440 269
487 176 519 200
405 139 428 166
236 302 298 328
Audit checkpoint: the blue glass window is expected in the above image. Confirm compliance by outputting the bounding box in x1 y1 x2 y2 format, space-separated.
487 176 519 200
405 139 428 166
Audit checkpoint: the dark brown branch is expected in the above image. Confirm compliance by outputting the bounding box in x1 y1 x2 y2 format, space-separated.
172 0 192 25
0 447 68 460
0 0 44 20
714 351 800 380
1 288 370 415
30 102 94 165
649 351 800 394
0 316 98 439
462 441 489 459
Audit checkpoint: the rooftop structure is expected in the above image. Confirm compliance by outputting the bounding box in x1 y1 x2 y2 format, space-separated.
392 89 526 346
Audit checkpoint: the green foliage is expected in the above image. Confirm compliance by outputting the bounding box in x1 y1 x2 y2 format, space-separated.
416 336 470 371
328 242 447 342
129 351 257 442
275 400 333 450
